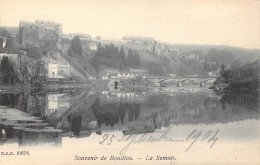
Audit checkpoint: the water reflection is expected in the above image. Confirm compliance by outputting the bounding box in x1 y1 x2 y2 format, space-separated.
0 89 259 146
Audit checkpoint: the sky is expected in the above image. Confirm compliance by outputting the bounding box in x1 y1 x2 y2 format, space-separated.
0 0 259 49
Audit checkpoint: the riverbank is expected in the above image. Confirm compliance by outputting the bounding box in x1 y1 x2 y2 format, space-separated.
210 60 260 92
210 78 259 91
0 83 93 93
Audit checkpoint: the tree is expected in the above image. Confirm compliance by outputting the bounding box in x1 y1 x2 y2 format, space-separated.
126 49 134 67
151 44 157 56
29 60 47 84
0 56 19 84
219 64 226 77
26 44 42 60
91 44 129 72
119 47 126 68
71 35 82 55
230 60 241 70
126 49 141 68
134 51 141 67
145 61 167 76
40 40 57 55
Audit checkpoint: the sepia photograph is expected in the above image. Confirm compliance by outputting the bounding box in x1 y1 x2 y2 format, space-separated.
0 0 259 164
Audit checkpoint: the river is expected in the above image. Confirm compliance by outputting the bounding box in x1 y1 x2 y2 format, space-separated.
0 87 259 164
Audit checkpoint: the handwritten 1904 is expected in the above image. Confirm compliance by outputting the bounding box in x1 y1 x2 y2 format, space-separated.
99 128 219 154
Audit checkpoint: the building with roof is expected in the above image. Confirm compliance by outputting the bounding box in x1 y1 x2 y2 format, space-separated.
45 93 70 116
0 28 10 50
122 36 155 44
129 69 148 77
99 69 119 80
47 60 70 78
99 69 148 80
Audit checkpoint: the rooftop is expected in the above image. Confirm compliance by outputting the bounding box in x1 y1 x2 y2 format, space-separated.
0 27 18 38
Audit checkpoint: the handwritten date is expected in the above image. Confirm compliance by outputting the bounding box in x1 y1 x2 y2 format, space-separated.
99 128 219 154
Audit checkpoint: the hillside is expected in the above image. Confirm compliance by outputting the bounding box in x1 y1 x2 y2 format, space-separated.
90 39 260 77
63 36 260 77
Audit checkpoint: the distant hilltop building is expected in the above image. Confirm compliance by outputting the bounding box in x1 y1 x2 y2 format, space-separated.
122 36 155 44
62 33 91 41
18 20 62 47
74 33 91 41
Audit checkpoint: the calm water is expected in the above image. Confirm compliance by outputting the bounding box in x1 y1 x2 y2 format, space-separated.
0 87 259 147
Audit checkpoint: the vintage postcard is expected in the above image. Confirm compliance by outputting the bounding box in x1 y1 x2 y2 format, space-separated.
0 0 259 164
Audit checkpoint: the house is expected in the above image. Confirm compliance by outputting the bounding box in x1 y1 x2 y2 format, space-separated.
0 27 11 49
100 69 147 80
89 42 97 51
47 60 58 78
45 93 70 116
47 60 70 78
117 72 134 79
129 69 147 77
0 37 7 49
122 36 155 45
117 73 122 78
74 33 91 41
100 69 119 80
0 27 19 38
0 27 19 49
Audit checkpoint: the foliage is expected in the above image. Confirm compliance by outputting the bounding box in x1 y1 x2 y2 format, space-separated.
91 43 128 72
145 61 167 76
176 59 208 76
0 56 19 84
126 49 141 68
40 40 57 56
29 60 47 83
26 44 42 60
215 60 260 91
219 64 226 77
205 48 235 67
71 35 82 55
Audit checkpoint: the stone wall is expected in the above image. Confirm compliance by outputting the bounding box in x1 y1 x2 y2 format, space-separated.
18 21 61 47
